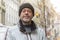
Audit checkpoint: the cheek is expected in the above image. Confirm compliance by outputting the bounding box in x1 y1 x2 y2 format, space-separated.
20 13 24 17
29 15 33 19
29 13 33 18
19 14 23 19
20 15 23 19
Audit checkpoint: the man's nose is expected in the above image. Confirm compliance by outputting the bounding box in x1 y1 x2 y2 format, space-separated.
25 11 28 13
25 11 28 14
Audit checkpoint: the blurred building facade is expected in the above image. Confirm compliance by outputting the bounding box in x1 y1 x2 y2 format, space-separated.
4 0 20 26
0 0 5 25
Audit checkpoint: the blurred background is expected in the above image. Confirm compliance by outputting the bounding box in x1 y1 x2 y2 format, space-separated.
0 0 60 40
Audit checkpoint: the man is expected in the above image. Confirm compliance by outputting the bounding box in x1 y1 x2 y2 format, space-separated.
6 3 46 40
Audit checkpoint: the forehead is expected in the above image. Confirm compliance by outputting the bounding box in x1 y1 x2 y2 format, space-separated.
22 8 32 11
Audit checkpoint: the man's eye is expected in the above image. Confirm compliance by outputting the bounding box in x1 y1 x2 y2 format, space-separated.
22 10 26 13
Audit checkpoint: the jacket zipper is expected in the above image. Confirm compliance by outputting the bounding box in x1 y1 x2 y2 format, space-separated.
5 28 9 40
26 33 32 40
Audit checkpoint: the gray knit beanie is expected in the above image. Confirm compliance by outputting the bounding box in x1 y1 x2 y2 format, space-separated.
19 3 34 16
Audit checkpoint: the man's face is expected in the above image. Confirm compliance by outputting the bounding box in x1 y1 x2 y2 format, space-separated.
19 8 33 23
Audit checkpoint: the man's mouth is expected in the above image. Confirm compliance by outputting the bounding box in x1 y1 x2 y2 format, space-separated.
24 16 30 19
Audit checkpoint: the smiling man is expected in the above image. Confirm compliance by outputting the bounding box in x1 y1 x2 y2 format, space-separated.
6 3 47 40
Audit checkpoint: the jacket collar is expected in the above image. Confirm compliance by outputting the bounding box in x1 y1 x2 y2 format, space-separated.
18 20 37 34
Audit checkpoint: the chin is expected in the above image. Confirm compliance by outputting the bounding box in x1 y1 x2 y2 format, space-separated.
23 19 30 22
24 20 30 22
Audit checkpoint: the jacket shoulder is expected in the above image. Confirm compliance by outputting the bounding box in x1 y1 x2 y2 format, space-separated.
8 25 19 33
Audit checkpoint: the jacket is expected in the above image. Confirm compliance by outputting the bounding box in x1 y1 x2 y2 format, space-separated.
6 24 47 40
0 25 8 40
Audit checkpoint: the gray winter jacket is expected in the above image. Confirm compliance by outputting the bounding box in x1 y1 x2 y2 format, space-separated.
6 24 47 40
0 26 8 40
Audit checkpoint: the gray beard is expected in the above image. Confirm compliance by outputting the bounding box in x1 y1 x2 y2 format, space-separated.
22 20 31 25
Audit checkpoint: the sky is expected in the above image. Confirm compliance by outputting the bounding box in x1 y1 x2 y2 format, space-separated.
50 0 60 14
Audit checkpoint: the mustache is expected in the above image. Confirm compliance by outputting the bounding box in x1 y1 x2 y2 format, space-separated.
23 15 30 17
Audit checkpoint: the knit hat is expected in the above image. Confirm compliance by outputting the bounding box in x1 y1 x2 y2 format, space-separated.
19 3 34 16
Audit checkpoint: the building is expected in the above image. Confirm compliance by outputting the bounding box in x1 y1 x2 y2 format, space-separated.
4 0 20 26
0 0 5 25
